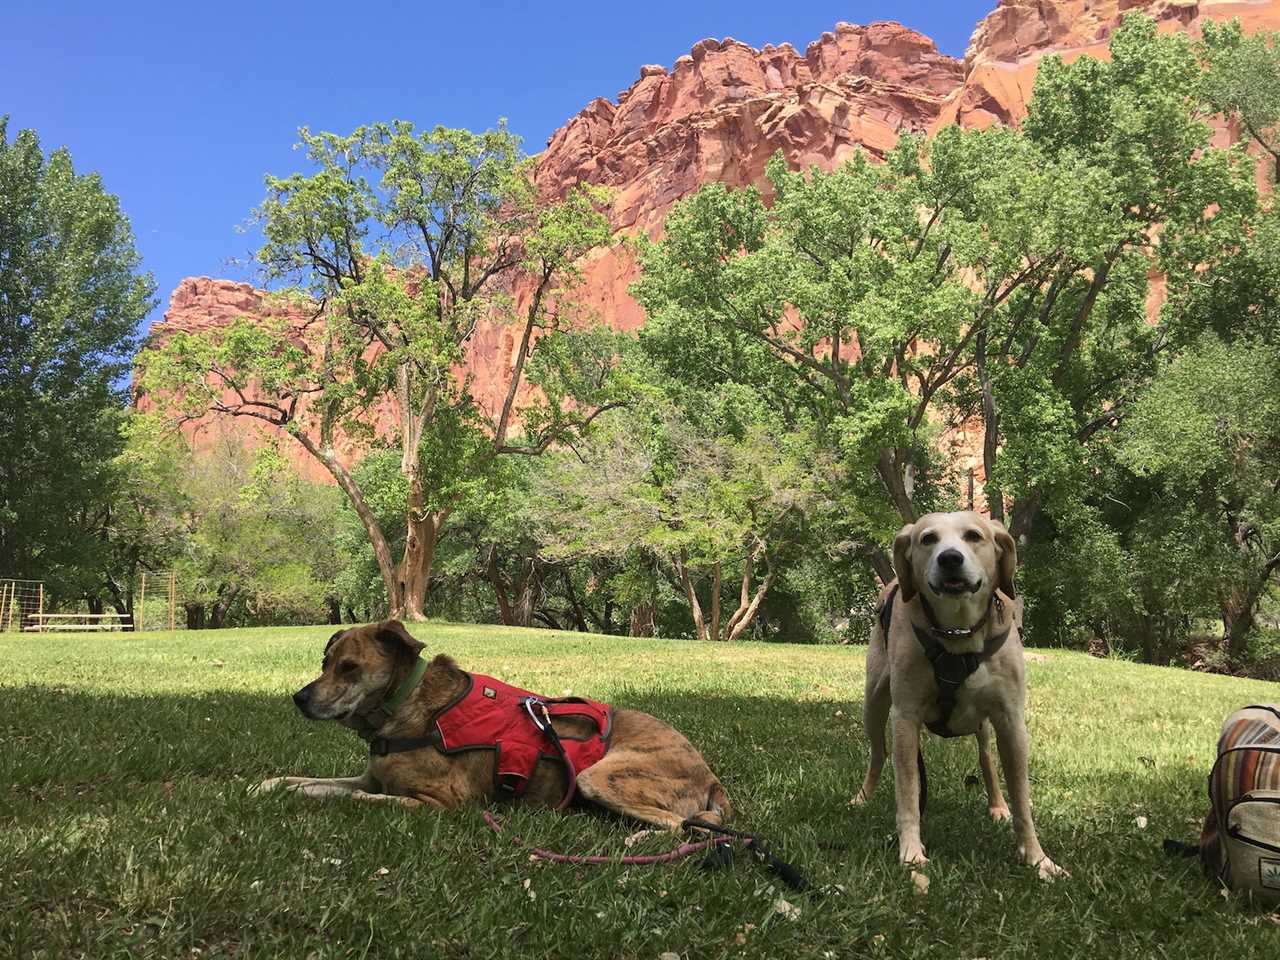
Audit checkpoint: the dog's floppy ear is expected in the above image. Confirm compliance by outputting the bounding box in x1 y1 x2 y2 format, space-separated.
375 619 425 661
323 629 344 656
892 523 918 603
990 519 1017 599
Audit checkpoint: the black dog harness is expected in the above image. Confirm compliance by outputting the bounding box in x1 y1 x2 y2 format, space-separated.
878 583 1011 738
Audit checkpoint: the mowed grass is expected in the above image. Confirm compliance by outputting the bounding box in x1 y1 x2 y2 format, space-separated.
3 625 1279 960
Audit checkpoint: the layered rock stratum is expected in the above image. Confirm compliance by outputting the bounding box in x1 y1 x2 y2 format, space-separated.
149 1 1280 473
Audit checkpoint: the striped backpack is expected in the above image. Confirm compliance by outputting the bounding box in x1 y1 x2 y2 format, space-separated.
1199 704 1280 901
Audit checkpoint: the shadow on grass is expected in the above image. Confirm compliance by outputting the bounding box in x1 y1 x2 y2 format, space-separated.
1 681 1214 848
6 682 1274 960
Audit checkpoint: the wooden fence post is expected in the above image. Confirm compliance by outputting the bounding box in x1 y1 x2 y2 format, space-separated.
0 583 9 634
168 571 176 631
138 572 146 633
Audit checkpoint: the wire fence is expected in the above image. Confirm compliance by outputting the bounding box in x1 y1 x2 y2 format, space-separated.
0 572 191 633
134 570 183 632
0 579 44 632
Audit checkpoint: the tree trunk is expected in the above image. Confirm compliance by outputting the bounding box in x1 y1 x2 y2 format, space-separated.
394 466 445 620
561 570 589 633
326 597 342 625
724 547 778 642
975 328 1004 523
1009 490 1042 545
629 599 654 637
675 550 708 641
876 449 917 523
86 596 104 615
209 583 238 630
514 559 540 628
1222 581 1266 659
1139 613 1158 665
486 546 517 626
294 432 401 613
185 602 205 630
858 542 895 585
709 561 722 643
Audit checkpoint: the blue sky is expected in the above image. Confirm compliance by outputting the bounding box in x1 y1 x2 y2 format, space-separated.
3 1 992 333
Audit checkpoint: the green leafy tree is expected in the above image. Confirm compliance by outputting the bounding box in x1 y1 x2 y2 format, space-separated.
139 122 620 619
0 120 154 596
1118 337 1280 658
81 413 191 624
171 431 343 628
1201 19 1280 182
536 406 838 641
633 16 1256 594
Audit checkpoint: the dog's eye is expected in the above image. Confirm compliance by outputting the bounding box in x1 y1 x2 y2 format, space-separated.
920 532 938 545
963 530 984 543
337 660 359 676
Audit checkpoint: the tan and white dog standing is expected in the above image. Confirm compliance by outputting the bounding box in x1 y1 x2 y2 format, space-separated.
852 511 1066 880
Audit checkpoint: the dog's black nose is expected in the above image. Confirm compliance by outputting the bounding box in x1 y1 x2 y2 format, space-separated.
292 686 312 711
937 548 964 570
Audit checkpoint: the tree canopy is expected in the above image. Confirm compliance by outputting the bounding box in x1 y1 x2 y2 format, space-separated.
0 119 154 596
140 121 623 619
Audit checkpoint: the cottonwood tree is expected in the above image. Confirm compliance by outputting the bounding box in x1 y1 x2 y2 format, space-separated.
1117 336 1280 658
1202 20 1280 182
0 120 154 597
633 16 1256 584
536 408 837 641
140 122 620 619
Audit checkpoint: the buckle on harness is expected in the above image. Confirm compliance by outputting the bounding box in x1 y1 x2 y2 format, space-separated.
369 738 390 757
524 697 552 733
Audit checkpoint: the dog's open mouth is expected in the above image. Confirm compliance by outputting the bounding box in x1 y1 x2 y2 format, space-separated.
933 577 981 596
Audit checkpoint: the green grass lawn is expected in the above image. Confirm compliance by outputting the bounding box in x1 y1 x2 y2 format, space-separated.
3 624 1279 959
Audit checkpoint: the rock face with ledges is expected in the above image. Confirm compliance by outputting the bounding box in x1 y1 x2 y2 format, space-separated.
531 21 965 332
148 1 1280 472
537 24 964 232
936 0 1280 129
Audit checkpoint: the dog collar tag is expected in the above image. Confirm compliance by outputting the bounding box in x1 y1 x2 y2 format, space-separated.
483 686 497 699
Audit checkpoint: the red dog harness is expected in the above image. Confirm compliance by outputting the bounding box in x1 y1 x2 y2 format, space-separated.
368 669 613 803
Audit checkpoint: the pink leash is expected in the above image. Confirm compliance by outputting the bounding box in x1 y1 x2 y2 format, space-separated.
482 810 730 866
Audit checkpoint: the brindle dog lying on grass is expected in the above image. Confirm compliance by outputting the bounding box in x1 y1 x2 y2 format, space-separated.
253 620 730 830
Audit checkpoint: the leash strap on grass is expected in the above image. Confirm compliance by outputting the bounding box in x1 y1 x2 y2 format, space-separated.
482 810 726 865
682 817 810 892
480 810 809 891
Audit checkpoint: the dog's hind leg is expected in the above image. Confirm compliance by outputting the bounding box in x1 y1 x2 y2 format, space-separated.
852 672 891 805
975 721 1010 822
575 750 724 831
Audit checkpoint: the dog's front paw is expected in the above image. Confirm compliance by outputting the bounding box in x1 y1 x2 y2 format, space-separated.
988 805 1012 823
899 845 929 867
1035 857 1069 882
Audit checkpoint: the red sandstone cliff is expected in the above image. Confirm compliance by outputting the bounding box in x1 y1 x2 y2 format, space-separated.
533 21 965 332
149 1 1280 474
938 0 1280 129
